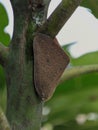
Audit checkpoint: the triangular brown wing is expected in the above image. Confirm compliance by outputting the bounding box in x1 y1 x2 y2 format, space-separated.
33 33 69 101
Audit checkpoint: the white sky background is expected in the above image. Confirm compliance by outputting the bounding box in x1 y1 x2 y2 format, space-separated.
0 0 98 58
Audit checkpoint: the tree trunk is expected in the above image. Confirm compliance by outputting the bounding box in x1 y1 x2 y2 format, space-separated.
5 0 44 129
5 37 43 130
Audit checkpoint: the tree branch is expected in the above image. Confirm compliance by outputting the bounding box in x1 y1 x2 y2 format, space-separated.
0 43 9 67
39 0 83 37
43 0 51 20
60 64 98 83
0 107 11 130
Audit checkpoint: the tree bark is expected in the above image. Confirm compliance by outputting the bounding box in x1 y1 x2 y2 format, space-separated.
5 0 44 129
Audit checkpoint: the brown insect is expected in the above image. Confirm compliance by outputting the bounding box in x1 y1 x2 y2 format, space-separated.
33 33 69 101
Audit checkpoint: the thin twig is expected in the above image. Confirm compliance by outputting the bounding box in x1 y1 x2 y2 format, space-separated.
60 64 98 83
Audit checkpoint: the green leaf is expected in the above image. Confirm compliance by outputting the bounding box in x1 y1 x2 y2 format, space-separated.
81 0 98 18
62 42 76 57
63 43 98 66
71 51 98 66
0 3 10 46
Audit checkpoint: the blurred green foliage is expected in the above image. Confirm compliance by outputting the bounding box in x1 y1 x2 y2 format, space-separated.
0 3 10 46
0 0 98 130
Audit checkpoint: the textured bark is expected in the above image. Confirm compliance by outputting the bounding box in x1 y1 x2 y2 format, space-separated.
5 0 44 129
